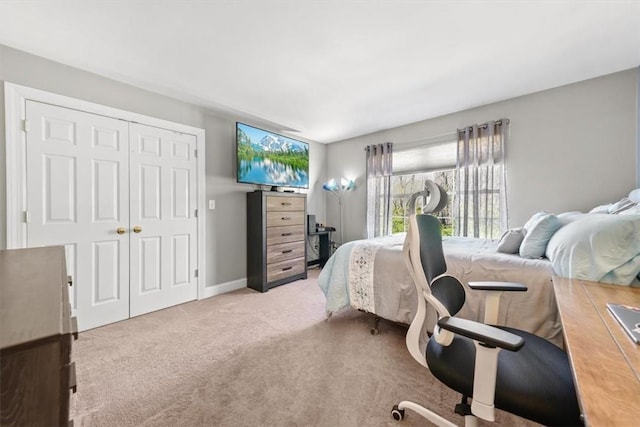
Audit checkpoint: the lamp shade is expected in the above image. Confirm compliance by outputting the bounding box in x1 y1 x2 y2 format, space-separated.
323 177 355 193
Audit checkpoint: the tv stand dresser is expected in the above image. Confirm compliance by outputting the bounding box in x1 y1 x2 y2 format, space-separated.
246 190 307 292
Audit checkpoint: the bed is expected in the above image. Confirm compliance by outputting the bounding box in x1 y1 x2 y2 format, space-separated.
318 188 640 348
318 234 563 346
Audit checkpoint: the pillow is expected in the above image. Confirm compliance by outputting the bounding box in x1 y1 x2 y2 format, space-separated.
496 228 526 254
519 212 562 259
589 203 612 214
556 211 586 226
545 214 640 285
629 188 640 203
589 197 636 214
618 204 640 215
609 197 636 214
523 211 548 230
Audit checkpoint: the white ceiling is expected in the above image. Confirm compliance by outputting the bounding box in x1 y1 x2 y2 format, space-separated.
1 1 639 143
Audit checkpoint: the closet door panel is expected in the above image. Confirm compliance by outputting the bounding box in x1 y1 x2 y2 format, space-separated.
25 101 130 331
129 123 198 317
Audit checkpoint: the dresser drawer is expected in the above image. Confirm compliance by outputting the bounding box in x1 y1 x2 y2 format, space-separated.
266 211 305 227
267 241 305 264
266 196 305 212
267 225 305 245
267 257 306 283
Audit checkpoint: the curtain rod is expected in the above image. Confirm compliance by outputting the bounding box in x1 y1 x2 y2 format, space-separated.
363 132 457 151
458 118 510 133
364 141 393 151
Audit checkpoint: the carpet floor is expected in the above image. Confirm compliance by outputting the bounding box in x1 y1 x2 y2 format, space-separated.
70 268 540 427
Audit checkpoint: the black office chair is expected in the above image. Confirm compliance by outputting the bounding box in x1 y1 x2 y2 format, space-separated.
392 214 582 427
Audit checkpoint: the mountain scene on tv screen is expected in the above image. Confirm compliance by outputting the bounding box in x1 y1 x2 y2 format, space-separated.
237 125 309 188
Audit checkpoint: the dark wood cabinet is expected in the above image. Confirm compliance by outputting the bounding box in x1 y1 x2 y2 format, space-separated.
247 191 307 292
0 246 76 427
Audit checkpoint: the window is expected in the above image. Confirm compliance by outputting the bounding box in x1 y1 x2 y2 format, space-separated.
390 170 455 235
390 136 457 235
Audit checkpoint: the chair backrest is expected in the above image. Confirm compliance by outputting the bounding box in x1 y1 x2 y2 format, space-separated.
415 214 447 283
411 214 466 317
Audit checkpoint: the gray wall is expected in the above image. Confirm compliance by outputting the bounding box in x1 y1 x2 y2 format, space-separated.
0 45 327 287
327 68 639 242
637 66 640 187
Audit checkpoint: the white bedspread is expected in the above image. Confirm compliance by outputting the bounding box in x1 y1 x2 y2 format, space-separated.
318 234 563 346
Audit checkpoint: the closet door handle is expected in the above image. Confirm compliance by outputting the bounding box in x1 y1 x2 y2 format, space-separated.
133 226 142 233
116 227 126 235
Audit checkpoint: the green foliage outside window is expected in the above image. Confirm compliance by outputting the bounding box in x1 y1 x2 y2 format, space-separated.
390 170 455 235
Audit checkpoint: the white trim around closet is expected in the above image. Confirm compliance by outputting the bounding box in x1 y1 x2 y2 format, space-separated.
4 81 209 300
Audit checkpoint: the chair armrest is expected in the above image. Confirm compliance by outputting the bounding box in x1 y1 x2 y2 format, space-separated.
437 317 524 351
468 281 527 292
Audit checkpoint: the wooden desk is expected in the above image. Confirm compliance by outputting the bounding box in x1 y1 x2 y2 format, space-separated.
552 276 640 426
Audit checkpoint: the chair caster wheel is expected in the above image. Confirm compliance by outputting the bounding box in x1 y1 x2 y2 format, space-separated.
370 327 379 335
391 405 404 421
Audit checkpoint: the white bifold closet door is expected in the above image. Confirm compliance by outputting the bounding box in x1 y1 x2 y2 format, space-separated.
128 123 197 317
25 100 198 331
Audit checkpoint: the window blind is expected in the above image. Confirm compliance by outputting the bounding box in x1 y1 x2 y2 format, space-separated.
392 139 457 174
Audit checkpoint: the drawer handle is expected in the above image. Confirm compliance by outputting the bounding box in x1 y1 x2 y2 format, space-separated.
282 249 293 254
71 317 79 340
281 202 292 206
282 266 293 271
281 217 291 220
68 362 77 393
281 232 292 236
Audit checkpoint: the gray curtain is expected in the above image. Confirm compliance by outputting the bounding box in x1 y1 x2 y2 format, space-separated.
454 120 508 239
366 142 393 238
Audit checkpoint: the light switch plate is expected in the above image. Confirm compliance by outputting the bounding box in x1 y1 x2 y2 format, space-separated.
208 200 216 210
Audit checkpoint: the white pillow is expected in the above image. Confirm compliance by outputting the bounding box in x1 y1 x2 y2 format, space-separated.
496 228 526 254
609 197 636 214
629 188 640 203
545 214 640 285
556 211 586 226
589 204 612 214
618 204 640 215
519 212 562 259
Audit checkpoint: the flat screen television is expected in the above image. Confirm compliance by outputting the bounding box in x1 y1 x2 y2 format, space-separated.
236 122 309 189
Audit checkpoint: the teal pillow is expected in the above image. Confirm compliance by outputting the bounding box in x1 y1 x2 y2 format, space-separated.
519 212 562 259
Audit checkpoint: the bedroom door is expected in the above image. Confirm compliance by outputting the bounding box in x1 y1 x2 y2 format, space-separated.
25 101 199 330
128 123 198 317
25 100 131 330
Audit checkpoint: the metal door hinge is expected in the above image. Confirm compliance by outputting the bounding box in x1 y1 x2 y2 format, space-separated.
24 210 31 223
194 209 198 218
22 120 30 133
194 149 197 158
194 269 199 278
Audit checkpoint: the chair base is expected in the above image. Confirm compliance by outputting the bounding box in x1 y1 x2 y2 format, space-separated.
392 401 478 427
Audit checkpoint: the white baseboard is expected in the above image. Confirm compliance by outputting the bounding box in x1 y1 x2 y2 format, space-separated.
200 277 247 299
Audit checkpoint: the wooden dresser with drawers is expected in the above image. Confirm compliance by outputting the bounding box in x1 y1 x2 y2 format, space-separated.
246 190 307 292
0 246 77 427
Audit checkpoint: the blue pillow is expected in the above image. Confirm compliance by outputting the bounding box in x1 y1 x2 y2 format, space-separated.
545 214 640 285
519 212 562 259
